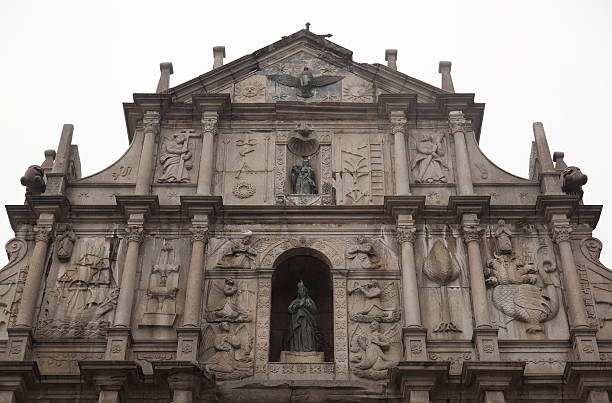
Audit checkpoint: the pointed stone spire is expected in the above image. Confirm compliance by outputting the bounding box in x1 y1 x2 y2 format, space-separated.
438 61 455 93
213 46 226 69
385 49 398 70
156 62 173 93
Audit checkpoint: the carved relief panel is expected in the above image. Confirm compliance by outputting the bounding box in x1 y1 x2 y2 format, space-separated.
37 236 120 338
333 132 385 205
155 128 201 184
218 131 273 204
415 227 473 340
408 122 454 189
0 238 25 339
482 222 568 340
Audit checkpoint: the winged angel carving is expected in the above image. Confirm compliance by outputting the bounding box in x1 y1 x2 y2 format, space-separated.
201 322 253 380
268 67 344 98
350 321 400 380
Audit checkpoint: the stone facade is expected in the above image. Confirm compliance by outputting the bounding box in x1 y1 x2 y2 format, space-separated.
1 29 611 403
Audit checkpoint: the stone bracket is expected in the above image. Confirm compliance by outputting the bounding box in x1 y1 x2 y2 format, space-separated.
152 361 216 400
180 195 223 219
536 195 580 222
25 195 70 218
390 361 449 400
0 360 40 400
78 360 144 398
448 195 490 222
6 328 33 361
384 196 426 219
115 195 160 219
104 327 132 360
461 361 525 400
563 361 612 399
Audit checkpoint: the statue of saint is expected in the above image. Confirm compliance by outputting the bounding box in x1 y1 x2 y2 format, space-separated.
291 159 317 194
495 219 513 254
158 133 193 183
287 280 322 352
411 134 448 183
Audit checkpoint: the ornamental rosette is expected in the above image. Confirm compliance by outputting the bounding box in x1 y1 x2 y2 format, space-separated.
552 224 572 244
190 226 209 243
124 226 144 244
462 224 483 243
33 226 53 243
396 226 416 244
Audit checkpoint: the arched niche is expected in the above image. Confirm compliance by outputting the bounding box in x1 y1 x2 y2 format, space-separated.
269 248 334 362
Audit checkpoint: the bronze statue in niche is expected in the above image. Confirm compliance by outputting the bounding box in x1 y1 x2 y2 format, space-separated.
291 158 317 195
287 280 323 352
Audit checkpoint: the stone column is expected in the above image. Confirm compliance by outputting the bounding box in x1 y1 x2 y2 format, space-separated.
176 220 209 361
105 222 144 360
551 216 600 360
196 111 219 195
135 111 160 195
462 214 501 360
15 223 52 328
448 111 474 195
397 219 428 361
390 111 411 195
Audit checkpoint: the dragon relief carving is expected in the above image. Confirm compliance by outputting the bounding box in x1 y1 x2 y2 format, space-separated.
484 226 559 334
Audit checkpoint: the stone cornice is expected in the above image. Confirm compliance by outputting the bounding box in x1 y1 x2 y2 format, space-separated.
384 196 426 219
115 195 159 219
563 361 612 398
192 93 231 116
535 194 580 222
448 195 490 222
25 195 70 218
180 195 223 218
0 361 41 397
461 361 525 393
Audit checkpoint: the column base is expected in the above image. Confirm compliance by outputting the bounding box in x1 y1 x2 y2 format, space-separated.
473 326 500 361
105 327 132 360
6 328 33 361
176 327 201 361
402 327 428 361
570 327 600 361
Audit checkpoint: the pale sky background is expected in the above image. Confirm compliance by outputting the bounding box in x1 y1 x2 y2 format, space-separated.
0 1 611 265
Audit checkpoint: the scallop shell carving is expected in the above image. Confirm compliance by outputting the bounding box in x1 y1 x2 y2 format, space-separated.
287 136 320 157
423 240 460 285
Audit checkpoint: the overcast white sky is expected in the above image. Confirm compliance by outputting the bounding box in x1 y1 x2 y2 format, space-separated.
0 1 611 265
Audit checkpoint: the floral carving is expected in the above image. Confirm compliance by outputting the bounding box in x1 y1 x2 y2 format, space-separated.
202 113 219 136
462 225 483 243
190 226 209 243
232 182 256 199
552 224 572 244
143 111 161 136
396 226 416 244
124 226 144 244
33 226 53 243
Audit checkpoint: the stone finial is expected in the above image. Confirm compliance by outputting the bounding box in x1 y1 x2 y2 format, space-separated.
438 61 455 93
213 46 226 69
41 150 56 170
156 62 174 93
385 49 398 70
553 151 568 170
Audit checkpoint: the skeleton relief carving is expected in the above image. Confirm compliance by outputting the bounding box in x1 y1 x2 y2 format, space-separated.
349 321 400 380
348 280 400 323
141 240 180 327
157 129 199 183
204 278 253 323
423 241 462 332
201 322 254 380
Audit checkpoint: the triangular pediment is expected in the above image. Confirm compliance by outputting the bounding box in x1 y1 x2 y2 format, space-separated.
169 29 447 104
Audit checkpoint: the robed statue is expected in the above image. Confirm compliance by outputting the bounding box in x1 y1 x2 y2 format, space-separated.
287 280 323 352
291 159 317 194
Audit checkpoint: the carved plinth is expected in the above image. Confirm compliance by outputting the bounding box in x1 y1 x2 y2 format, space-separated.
280 351 324 363
402 327 427 361
268 362 335 381
473 327 501 361
104 327 131 360
570 328 600 361
285 194 322 206
141 313 176 327
6 328 32 361
176 327 200 361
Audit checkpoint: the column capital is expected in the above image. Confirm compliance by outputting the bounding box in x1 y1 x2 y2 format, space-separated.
33 225 53 243
389 110 407 135
124 226 144 244
397 226 416 244
462 224 484 243
552 222 573 244
201 111 219 136
190 226 209 243
448 110 471 134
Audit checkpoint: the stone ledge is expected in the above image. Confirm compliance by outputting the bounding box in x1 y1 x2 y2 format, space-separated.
268 362 335 381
